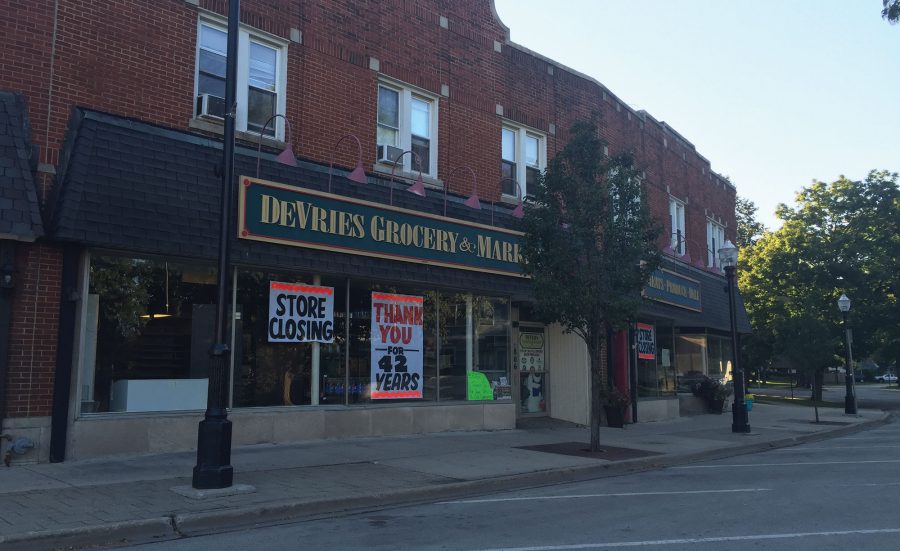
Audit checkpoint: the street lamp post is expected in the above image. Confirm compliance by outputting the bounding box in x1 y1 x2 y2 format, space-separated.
192 0 239 489
719 240 750 433
838 293 857 415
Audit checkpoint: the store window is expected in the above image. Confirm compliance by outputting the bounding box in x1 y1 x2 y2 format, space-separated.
195 20 287 138
376 81 438 176
501 124 545 198
707 334 733 382
636 323 675 398
673 332 733 393
674 334 707 393
669 198 686 255
81 255 217 413
232 270 346 408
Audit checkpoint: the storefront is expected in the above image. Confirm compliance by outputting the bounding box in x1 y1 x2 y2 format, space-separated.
50 110 531 460
627 262 751 420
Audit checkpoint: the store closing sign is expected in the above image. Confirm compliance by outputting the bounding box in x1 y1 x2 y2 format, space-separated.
370 292 423 399
268 282 335 343
636 323 656 360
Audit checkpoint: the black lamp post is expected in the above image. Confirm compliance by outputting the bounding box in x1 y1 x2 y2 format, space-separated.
719 240 750 433
838 293 857 415
192 0 239 489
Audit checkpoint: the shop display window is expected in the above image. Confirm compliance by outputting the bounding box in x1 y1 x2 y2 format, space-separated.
232 270 346 408
82 254 216 413
636 324 676 397
82 261 510 412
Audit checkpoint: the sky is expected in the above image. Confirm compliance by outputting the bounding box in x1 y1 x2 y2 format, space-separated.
493 0 899 230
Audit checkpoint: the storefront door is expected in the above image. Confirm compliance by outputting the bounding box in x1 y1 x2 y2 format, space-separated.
516 324 548 416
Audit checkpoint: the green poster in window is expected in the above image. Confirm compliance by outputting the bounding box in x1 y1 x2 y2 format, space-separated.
467 371 494 401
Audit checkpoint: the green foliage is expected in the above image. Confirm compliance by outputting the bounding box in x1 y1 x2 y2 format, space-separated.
735 196 767 250
519 118 661 344
884 0 900 23
739 170 899 376
519 117 660 450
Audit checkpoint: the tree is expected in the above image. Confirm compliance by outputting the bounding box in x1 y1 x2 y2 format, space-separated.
735 196 767 250
739 171 899 393
884 0 899 23
519 118 661 451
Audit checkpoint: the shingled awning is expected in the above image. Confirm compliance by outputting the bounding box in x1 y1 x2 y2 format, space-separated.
0 92 43 242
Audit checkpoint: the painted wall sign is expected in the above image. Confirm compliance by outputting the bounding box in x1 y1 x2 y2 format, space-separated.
267 282 335 343
643 269 702 312
238 176 525 276
636 323 656 360
370 292 424 399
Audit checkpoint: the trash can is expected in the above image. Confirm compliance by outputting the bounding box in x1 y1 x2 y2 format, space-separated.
745 393 754 411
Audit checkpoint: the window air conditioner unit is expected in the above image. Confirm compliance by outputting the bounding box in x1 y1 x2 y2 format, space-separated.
196 93 226 120
376 144 404 165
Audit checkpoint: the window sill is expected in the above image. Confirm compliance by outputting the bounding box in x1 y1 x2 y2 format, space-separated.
189 117 286 149
373 163 443 189
499 194 519 205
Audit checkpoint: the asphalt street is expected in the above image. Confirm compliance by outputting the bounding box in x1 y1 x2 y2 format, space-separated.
105 416 900 551
753 383 900 411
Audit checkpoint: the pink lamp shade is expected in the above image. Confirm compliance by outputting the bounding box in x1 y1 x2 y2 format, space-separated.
348 163 367 184
256 114 297 177
407 174 426 197
463 192 481 210
275 145 297 166
511 201 524 218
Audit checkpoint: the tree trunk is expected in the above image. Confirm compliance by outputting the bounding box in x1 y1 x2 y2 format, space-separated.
588 327 604 452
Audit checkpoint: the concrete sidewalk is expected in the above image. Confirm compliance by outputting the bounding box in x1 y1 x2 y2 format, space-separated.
0 403 888 550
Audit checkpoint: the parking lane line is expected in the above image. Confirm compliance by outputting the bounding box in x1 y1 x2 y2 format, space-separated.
439 488 771 505
472 528 900 550
674 459 900 469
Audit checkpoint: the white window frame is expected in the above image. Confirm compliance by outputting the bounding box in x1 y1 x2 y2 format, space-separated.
194 17 288 140
707 219 726 268
501 122 546 200
376 79 439 177
669 198 686 255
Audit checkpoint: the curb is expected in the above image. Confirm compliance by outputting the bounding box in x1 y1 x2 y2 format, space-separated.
8 412 890 550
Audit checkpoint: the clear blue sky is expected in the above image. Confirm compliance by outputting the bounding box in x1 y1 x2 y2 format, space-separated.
493 0 899 230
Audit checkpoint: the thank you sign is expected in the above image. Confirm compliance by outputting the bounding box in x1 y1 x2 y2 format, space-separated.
370 292 424 399
268 281 335 343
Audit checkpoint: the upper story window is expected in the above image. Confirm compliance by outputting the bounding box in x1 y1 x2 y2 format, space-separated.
195 20 287 139
707 219 726 268
376 81 438 177
501 124 545 199
669 198 686 255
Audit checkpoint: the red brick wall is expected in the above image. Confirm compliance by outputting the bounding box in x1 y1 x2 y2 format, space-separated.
5 244 62 418
0 0 738 417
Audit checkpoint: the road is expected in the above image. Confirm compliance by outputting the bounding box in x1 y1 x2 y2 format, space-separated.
107 417 900 551
752 382 900 411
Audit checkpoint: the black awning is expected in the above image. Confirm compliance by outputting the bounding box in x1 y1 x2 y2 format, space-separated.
49 108 530 298
640 259 752 334
0 92 43 242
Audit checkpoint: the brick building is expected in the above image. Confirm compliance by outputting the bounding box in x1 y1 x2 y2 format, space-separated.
0 0 748 463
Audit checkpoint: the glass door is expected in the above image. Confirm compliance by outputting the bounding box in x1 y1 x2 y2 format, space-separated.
516 324 547 415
